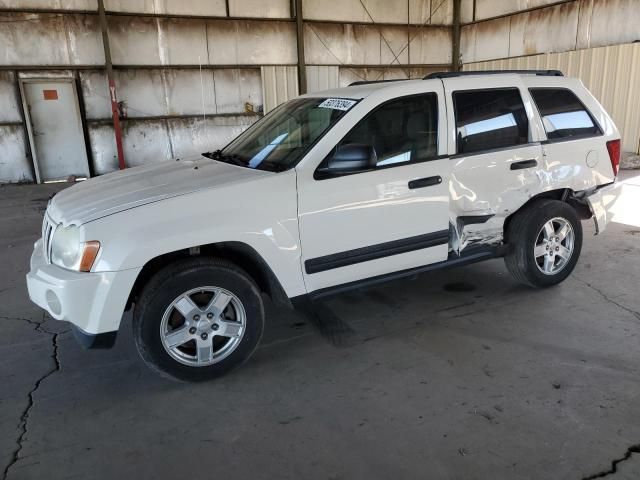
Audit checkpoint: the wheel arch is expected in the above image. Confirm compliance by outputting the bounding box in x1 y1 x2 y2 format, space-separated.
126 241 292 311
503 188 592 244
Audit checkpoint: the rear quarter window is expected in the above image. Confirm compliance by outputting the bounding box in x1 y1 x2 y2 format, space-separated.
529 88 601 141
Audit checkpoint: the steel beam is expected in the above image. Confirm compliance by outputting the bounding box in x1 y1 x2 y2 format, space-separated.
294 0 307 94
452 0 461 71
97 0 126 170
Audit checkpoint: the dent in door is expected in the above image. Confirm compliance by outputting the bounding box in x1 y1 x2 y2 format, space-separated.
449 154 546 253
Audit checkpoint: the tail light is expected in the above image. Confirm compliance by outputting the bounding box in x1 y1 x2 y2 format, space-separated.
606 139 621 177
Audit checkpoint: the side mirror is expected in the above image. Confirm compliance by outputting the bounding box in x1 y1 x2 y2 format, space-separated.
327 144 377 173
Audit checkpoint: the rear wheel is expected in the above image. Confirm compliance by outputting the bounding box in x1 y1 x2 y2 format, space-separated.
505 199 582 288
133 258 264 381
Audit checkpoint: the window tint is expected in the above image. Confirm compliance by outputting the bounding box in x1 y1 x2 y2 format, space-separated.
334 93 438 168
453 88 529 154
530 88 600 140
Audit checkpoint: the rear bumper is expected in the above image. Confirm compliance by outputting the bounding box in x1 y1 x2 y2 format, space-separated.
586 182 622 234
26 239 140 337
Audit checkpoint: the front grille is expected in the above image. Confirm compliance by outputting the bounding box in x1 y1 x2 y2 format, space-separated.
41 214 56 263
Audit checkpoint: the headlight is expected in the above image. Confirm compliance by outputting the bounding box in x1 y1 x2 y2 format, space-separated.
50 225 100 272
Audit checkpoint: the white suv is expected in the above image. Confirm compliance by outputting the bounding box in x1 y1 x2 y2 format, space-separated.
26 70 621 381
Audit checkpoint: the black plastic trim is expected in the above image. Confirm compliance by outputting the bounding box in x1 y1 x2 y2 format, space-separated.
314 154 449 180
450 142 541 160
298 246 502 301
349 79 410 86
510 159 538 170
305 230 450 274
540 133 604 145
72 325 117 349
456 215 494 233
408 175 442 189
426 70 564 79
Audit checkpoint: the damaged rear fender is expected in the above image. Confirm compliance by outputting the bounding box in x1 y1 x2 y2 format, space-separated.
452 188 595 254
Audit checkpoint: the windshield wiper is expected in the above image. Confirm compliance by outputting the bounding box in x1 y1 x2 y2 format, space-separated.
202 150 246 166
202 149 223 160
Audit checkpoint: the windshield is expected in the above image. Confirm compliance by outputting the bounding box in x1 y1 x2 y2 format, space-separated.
204 97 357 172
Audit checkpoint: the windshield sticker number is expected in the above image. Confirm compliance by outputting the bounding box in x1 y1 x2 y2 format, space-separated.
318 98 357 111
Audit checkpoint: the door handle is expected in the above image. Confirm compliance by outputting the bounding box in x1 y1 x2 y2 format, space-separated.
510 159 538 170
408 176 442 189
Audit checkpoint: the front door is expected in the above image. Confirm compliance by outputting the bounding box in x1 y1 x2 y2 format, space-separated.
297 90 451 294
22 79 90 183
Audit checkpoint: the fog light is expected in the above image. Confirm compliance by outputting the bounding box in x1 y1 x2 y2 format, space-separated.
45 290 62 316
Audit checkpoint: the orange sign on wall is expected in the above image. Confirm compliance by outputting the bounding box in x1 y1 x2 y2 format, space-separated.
43 89 58 100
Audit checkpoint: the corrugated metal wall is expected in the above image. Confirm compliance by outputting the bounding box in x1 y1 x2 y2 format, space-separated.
306 65 340 93
460 0 640 64
261 66 299 113
0 0 454 182
464 42 640 154
2 0 638 182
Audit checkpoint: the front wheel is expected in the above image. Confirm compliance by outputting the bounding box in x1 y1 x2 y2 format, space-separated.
133 258 264 381
504 199 583 288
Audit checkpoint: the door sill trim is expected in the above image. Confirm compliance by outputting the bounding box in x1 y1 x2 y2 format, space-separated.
299 245 504 301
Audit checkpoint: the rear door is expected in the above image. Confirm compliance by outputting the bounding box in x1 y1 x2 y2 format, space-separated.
296 84 451 293
443 76 545 250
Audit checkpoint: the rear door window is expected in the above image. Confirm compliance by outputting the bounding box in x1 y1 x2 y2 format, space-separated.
453 88 529 154
529 88 601 141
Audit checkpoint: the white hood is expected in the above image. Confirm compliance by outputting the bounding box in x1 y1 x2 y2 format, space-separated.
47 155 271 225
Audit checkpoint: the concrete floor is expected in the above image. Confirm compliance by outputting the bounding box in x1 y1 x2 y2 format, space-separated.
1 173 640 480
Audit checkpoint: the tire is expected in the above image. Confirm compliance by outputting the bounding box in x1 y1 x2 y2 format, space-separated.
504 199 582 288
133 257 264 382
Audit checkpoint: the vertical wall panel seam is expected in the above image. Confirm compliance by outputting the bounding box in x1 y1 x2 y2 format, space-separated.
13 70 35 182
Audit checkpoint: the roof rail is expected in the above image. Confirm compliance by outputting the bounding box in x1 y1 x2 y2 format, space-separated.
348 79 410 86
424 69 564 79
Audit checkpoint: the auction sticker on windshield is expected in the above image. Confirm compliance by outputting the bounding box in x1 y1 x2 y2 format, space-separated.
318 98 357 111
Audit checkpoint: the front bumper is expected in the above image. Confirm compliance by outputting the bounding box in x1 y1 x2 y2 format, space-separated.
72 325 118 349
586 182 622 234
26 239 141 339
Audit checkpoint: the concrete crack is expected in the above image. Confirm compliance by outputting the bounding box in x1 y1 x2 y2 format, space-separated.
574 277 640 321
2 331 62 480
0 315 42 329
582 444 640 479
575 276 640 479
0 315 59 335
